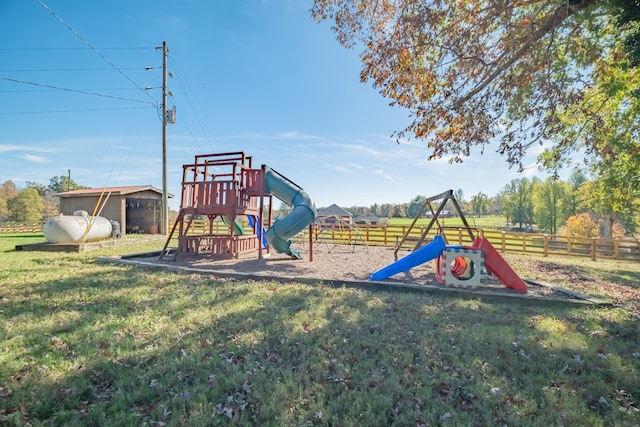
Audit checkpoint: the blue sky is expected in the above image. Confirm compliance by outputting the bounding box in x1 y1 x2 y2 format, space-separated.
1 0 555 210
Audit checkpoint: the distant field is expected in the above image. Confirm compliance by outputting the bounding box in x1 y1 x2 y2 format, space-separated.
387 215 507 229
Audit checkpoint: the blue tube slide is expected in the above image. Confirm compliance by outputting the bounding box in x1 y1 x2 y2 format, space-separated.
370 235 446 281
264 166 317 259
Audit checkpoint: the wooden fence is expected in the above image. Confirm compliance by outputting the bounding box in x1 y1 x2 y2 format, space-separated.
3 219 639 262
0 223 43 234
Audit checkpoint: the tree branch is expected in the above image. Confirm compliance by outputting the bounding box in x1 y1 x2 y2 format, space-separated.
455 0 598 107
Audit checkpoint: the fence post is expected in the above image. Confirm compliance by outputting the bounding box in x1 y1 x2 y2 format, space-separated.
591 238 596 261
543 235 548 257
501 231 506 253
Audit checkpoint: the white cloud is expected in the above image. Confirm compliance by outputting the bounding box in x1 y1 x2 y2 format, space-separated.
0 144 24 154
376 169 396 181
277 131 323 140
22 154 49 164
326 164 354 174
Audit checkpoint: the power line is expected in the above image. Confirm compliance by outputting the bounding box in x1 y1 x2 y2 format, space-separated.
0 106 155 115
0 67 153 72
0 47 153 51
37 0 157 105
0 77 154 105
168 56 217 152
0 87 156 93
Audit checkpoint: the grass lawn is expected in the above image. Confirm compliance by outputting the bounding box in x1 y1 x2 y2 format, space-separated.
387 215 509 229
1 234 639 426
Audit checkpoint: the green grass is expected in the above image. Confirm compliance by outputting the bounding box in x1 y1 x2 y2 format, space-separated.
387 215 508 229
1 234 639 426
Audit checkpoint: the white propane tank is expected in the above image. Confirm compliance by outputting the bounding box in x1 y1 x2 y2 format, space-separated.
43 210 113 243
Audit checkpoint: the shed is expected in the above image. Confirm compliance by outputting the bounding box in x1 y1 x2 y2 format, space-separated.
354 215 380 225
56 185 173 235
316 204 353 225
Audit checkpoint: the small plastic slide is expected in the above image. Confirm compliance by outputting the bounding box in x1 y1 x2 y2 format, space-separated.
472 238 528 293
248 215 268 249
263 166 316 259
221 215 244 236
370 235 446 281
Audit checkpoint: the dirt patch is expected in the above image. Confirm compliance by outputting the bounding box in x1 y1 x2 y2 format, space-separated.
122 243 630 305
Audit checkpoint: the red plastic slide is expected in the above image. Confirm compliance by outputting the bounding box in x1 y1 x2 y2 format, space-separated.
472 238 528 293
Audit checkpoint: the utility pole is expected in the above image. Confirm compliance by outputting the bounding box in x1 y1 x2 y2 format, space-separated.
161 41 169 235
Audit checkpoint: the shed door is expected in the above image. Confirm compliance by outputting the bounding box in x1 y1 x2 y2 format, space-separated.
125 198 161 234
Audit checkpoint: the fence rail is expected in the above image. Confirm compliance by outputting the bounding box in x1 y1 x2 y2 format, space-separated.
3 219 639 262
0 223 43 234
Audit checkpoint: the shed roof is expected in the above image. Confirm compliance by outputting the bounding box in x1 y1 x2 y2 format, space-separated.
317 203 352 218
57 185 173 198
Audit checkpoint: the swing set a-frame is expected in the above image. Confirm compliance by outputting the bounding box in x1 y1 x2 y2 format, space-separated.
393 189 474 260
377 189 527 293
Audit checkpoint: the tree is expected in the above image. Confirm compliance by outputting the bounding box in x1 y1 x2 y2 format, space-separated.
312 0 639 173
378 203 394 217
27 181 58 219
559 213 600 238
389 204 406 218
470 192 490 216
500 178 536 229
568 169 588 216
0 180 17 221
532 178 571 234
48 175 87 193
1 180 18 200
7 188 44 223
611 0 640 66
0 197 8 221
405 195 426 218
576 174 639 238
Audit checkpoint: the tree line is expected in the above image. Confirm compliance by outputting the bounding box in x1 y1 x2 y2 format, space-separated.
0 176 86 224
343 170 636 239
3 170 637 240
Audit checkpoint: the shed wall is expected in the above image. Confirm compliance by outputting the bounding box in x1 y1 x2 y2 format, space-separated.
59 191 163 236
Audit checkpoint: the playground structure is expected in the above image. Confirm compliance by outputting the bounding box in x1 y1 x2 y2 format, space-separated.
160 152 316 261
370 190 528 293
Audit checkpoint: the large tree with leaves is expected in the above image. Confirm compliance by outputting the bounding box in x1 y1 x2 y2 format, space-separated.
500 178 536 229
7 188 44 223
312 0 640 172
470 192 490 216
48 175 87 194
532 177 571 234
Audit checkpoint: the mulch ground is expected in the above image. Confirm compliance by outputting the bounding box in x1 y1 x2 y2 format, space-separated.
112 243 639 315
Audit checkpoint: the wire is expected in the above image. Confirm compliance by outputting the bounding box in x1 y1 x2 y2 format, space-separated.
168 56 218 152
0 87 155 93
0 67 151 72
0 47 153 51
0 106 155 115
37 0 157 105
0 77 154 105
